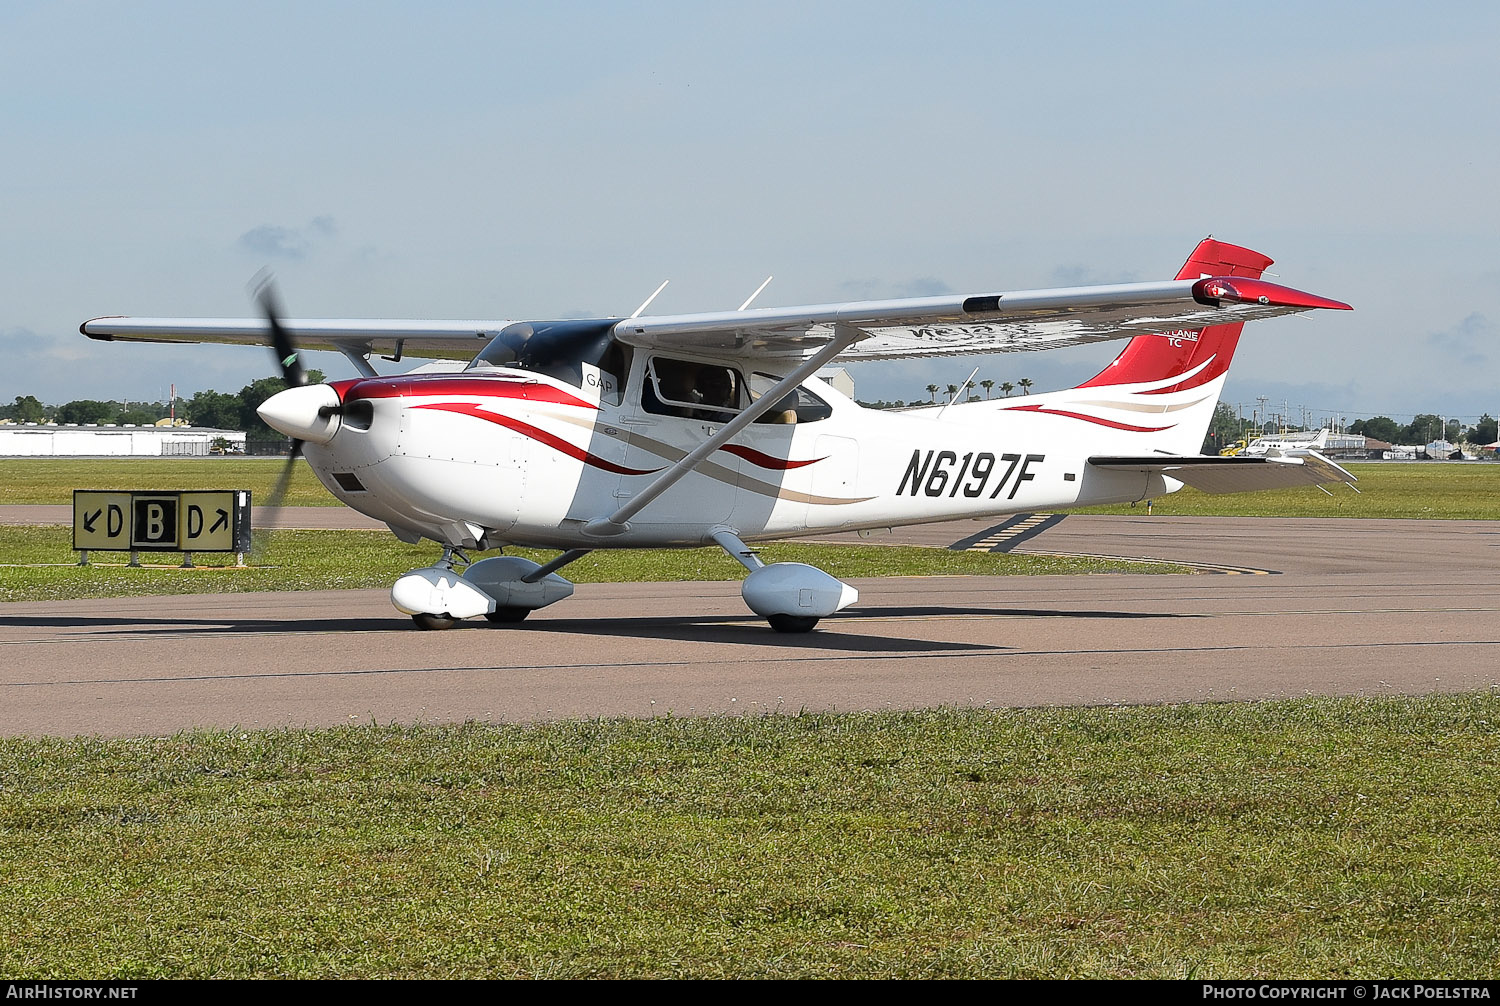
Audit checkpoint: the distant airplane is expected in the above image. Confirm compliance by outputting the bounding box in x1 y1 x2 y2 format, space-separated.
83 237 1353 631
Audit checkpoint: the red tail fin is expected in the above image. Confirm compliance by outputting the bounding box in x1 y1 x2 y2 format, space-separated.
1078 237 1272 393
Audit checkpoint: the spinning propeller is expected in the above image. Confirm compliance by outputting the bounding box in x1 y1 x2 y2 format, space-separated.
249 272 325 557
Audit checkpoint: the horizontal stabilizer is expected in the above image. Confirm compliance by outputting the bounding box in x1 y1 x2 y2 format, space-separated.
1087 452 1356 494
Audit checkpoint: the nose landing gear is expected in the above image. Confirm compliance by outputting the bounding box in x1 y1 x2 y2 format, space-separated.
391 547 576 630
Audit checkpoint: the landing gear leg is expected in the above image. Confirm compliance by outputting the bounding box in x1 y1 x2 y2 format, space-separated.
437 546 470 571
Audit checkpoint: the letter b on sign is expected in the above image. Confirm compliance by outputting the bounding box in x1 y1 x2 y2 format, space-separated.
132 496 179 548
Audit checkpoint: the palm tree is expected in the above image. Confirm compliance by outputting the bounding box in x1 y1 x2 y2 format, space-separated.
1018 378 1033 396
963 380 976 402
980 379 995 400
1000 381 1014 398
926 384 939 403
945 384 959 402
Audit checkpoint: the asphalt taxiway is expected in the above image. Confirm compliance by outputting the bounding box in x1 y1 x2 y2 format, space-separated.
2 513 1497 736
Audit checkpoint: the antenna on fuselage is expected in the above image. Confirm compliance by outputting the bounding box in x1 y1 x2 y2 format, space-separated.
935 366 980 420
737 276 773 311
630 280 670 319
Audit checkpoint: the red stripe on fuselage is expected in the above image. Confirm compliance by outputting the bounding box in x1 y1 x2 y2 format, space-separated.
414 402 662 475
716 444 824 470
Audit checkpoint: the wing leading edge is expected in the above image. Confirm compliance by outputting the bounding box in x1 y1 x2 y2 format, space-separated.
80 317 503 361
613 275 1349 360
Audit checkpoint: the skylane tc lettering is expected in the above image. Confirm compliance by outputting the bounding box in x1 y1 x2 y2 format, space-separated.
897 450 1044 501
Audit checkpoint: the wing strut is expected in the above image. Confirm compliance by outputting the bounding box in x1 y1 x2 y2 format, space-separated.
520 548 593 584
582 323 867 538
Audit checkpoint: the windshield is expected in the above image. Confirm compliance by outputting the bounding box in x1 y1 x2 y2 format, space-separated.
467 319 629 402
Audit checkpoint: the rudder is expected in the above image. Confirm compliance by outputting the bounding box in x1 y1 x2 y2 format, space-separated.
1078 237 1272 394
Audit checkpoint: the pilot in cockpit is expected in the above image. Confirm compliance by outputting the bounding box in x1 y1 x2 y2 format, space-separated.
694 366 737 419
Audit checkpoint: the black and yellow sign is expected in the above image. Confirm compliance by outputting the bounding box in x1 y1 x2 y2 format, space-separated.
72 491 132 550
73 490 252 553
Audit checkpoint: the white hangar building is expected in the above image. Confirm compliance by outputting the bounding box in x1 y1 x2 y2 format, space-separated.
0 423 246 457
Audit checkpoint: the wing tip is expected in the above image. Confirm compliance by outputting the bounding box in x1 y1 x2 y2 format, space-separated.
80 316 126 340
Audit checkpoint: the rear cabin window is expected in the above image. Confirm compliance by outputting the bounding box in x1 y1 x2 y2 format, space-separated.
749 373 833 424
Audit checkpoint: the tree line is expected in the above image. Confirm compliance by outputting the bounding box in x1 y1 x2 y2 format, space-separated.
1203 403 1497 453
2 372 324 437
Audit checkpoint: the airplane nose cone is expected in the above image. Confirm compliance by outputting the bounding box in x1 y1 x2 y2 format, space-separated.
258 383 342 444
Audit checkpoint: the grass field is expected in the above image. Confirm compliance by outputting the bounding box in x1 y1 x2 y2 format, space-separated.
1 694 1496 978
1076 461 1500 520
0 457 336 506
2 457 1496 518
0 525 1181 603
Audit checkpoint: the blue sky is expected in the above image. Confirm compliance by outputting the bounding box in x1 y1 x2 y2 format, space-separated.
3 1 1496 425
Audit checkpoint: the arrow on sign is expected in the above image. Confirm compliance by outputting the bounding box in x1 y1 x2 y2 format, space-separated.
210 509 229 533
83 509 102 533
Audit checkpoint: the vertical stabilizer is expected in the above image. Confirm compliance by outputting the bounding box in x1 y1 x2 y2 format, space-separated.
1078 237 1272 394
996 238 1280 457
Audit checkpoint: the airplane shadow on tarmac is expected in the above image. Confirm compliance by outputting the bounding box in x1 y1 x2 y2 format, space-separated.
2 605 1201 654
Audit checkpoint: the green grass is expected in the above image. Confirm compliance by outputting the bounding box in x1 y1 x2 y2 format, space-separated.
0 526 1181 603
0 457 337 506
1 695 1497 978
1070 462 1500 520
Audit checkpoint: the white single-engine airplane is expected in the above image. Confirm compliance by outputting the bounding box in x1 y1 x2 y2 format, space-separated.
83 238 1354 632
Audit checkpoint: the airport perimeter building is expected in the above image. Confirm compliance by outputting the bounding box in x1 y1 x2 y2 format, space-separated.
0 423 246 457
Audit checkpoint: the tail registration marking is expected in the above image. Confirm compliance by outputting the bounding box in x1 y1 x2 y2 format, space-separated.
897 449 1044 500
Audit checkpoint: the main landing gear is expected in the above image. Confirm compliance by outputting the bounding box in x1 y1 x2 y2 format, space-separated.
390 534 857 633
710 529 858 633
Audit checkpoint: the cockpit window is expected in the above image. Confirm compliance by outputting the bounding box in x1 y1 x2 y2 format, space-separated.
749 373 833 424
642 357 744 421
467 319 629 404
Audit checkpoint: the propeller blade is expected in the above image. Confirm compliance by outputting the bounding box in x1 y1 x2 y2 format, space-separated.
252 438 302 562
246 270 307 562
250 269 306 388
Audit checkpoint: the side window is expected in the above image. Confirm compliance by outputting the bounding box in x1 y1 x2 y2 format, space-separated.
749 373 833 425
642 357 744 421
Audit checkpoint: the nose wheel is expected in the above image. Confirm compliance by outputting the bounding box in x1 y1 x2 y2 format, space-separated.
411 612 457 631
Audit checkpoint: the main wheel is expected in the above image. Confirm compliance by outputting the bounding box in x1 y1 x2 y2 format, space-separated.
768 613 819 633
484 607 530 624
411 612 457 631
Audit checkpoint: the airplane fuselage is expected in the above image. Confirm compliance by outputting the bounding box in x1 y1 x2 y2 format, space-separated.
299 364 1183 552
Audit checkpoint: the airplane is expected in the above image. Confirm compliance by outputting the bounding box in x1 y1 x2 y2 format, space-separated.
82 237 1355 632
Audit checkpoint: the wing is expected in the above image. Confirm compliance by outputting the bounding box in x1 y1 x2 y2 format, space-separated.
1088 452 1357 493
81 274 1350 365
612 276 1351 360
80 317 507 361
